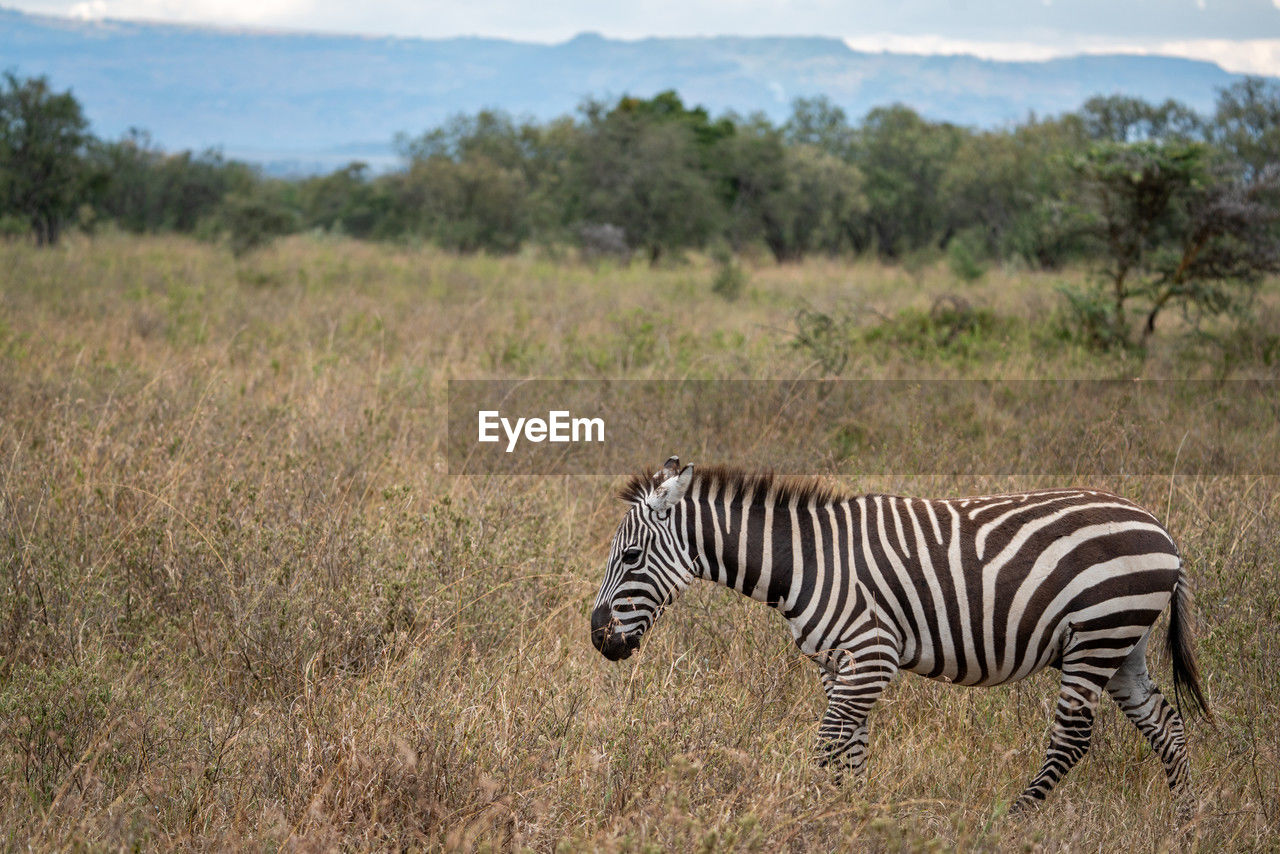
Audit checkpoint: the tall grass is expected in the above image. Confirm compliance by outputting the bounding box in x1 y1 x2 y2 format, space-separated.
1 233 1277 850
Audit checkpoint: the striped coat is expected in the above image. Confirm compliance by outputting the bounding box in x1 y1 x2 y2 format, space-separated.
591 459 1210 814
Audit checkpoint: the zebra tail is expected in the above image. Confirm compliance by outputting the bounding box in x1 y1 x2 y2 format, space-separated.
1167 566 1213 724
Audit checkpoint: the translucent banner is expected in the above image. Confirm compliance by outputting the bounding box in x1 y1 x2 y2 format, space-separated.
447 379 1280 475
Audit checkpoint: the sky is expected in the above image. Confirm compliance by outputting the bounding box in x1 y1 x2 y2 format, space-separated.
8 0 1280 75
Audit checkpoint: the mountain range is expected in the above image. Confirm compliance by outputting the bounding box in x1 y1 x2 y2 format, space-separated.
0 6 1264 174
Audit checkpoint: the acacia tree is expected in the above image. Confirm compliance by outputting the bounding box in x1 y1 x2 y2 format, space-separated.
1070 141 1280 346
0 72 91 245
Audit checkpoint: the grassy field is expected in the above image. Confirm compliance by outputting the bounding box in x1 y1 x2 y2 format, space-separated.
1 233 1278 851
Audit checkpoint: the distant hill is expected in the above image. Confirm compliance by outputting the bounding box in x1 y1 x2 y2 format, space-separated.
0 6 1261 173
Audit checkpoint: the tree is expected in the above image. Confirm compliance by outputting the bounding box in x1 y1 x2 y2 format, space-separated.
943 115 1088 268
0 72 92 245
716 120 865 262
784 96 855 159
90 130 254 233
220 185 301 257
1078 95 1201 144
397 109 541 173
1067 141 1280 346
392 109 561 251
942 130 1025 257
850 105 963 258
297 162 387 238
784 144 866 257
1212 77 1280 178
405 155 531 252
713 115 791 257
569 93 723 263
607 90 735 157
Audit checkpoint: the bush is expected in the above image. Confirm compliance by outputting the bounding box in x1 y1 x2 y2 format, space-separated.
1183 310 1280 377
792 306 852 374
0 663 114 802
710 246 746 300
946 229 987 282
0 213 28 239
1055 282 1134 351
219 192 301 257
862 295 1013 358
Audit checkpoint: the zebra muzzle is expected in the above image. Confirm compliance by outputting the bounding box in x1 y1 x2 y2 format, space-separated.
591 604 639 661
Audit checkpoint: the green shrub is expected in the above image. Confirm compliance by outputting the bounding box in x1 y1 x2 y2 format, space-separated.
1184 315 1280 377
1055 282 1131 351
0 213 29 239
710 248 747 300
946 229 987 282
0 663 113 802
219 192 302 257
862 295 1013 358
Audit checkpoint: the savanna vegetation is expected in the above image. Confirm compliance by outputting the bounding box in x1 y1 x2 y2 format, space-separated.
1 231 1278 850
3 66 1280 850
4 70 1280 346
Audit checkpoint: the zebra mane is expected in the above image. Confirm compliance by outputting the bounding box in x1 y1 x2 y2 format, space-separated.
618 464 850 507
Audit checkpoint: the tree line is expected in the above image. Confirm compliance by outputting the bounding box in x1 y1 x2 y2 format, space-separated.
3 69 1278 344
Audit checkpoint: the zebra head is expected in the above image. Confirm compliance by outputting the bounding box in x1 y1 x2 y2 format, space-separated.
591 456 696 661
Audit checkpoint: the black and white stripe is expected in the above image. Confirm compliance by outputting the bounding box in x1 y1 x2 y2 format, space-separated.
591 458 1210 814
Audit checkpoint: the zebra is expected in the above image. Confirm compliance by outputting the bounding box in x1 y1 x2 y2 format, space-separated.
590 457 1211 815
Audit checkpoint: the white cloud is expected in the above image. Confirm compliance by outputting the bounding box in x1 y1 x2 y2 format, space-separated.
843 34 1280 75
61 0 315 26
843 35 1064 62
69 0 107 18
13 0 1280 74
1156 37 1280 73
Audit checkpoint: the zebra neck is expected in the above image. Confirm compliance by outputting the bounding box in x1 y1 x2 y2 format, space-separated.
683 490 848 612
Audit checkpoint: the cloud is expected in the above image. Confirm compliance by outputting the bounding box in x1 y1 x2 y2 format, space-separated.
843 33 1280 75
11 0 1280 41
843 35 1064 62
69 0 107 18
60 0 315 26
1156 37 1280 73
12 0 1280 69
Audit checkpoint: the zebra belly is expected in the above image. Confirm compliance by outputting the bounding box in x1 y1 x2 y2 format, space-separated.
896 560 1178 688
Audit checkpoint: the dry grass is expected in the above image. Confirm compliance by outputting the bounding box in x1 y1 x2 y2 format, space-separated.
1 233 1278 851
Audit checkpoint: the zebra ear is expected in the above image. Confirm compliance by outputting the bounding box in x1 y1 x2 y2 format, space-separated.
647 464 693 513
653 455 681 483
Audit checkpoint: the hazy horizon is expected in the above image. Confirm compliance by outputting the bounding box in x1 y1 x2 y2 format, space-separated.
5 0 1280 74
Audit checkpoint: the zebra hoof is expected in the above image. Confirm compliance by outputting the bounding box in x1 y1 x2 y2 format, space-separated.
1008 794 1043 816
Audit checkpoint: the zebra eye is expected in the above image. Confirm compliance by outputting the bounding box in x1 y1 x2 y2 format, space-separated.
620 547 643 565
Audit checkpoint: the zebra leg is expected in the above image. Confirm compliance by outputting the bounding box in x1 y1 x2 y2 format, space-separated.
1106 642 1196 819
1012 666 1107 812
815 647 899 781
